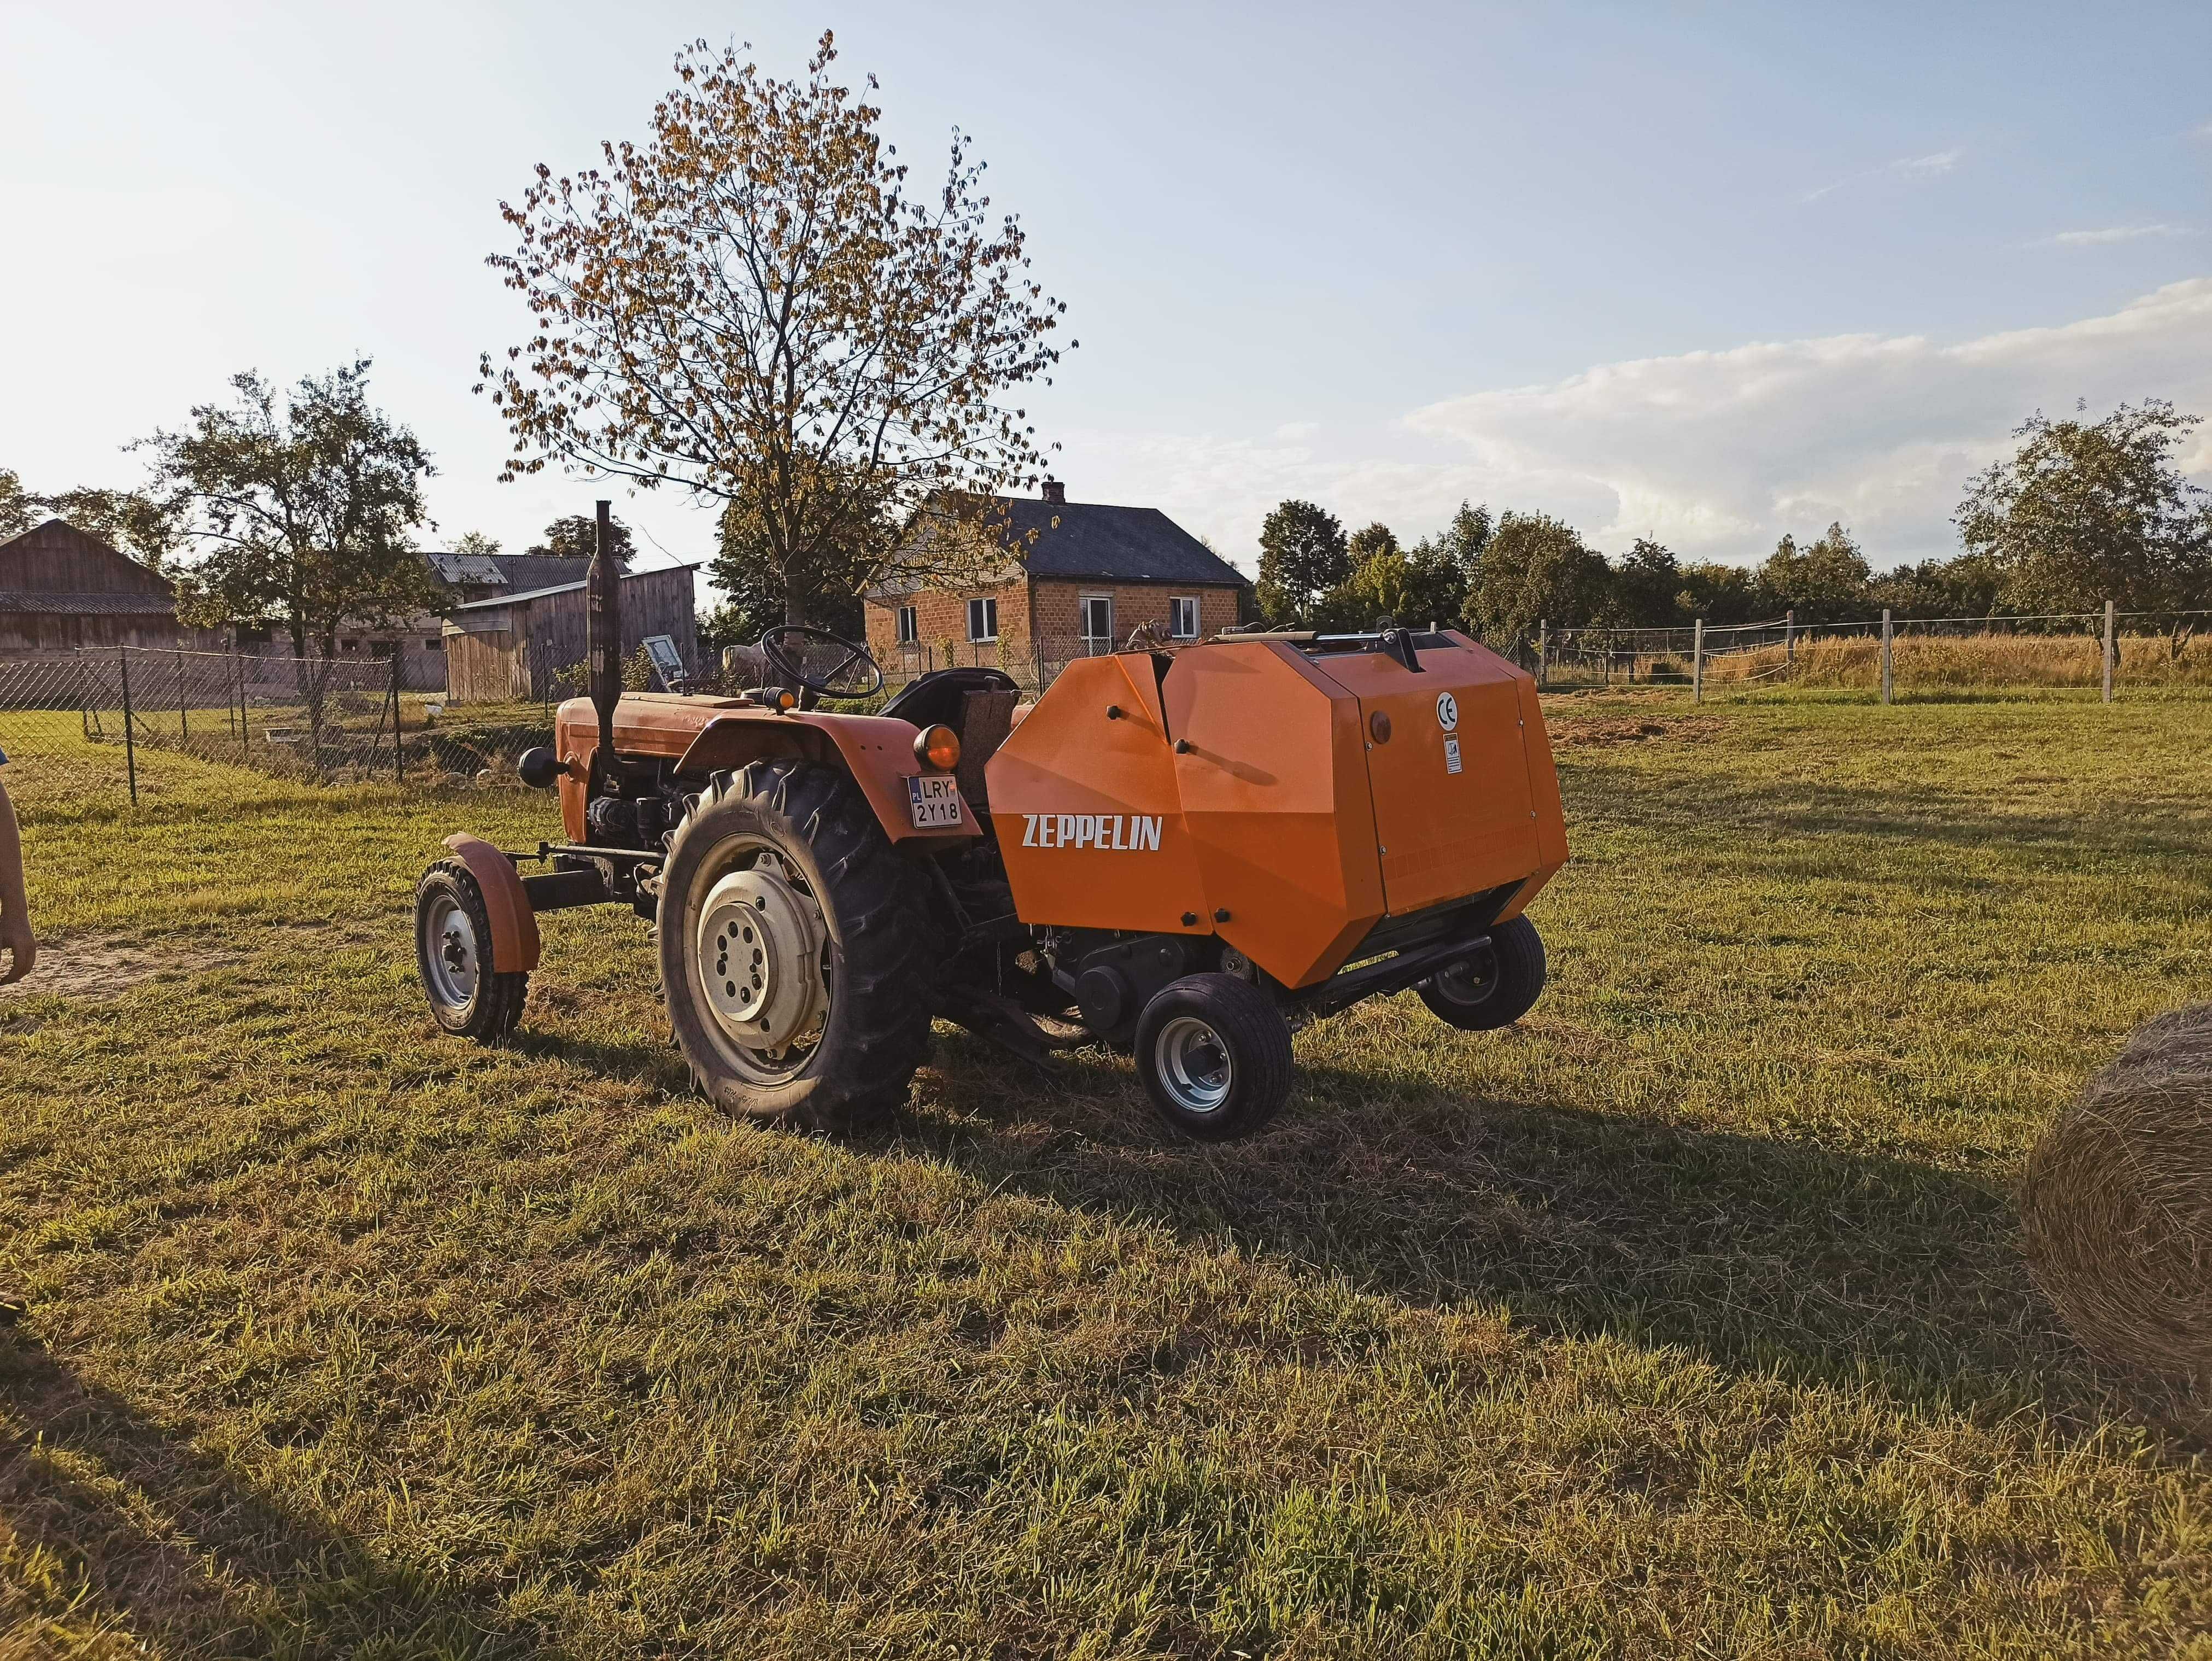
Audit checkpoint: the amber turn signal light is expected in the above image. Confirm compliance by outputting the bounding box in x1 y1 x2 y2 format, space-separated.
915 724 961 771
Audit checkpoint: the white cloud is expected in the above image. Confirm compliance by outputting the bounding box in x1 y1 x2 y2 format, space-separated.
1405 278 2212 564
1802 148 1963 203
1272 420 1320 441
1058 279 2212 571
2051 224 2199 245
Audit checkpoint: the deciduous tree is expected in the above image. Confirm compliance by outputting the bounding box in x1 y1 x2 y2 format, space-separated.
0 470 36 541
1256 500 1348 624
1463 512 1611 647
1957 400 2212 618
528 513 633 566
479 33 1069 626
1754 522 1871 622
143 360 440 659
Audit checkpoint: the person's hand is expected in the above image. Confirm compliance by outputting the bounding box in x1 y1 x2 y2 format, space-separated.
0 917 33 986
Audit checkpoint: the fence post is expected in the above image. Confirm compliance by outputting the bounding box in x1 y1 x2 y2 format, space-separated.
1692 618 1704 704
2102 599 2116 704
1784 609 1795 672
176 646 188 744
391 650 404 782
1537 619 1549 689
1880 609 1894 705
118 647 138 806
236 650 250 758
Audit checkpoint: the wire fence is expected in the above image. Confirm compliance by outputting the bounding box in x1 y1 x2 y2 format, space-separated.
1536 606 2212 700
0 647 558 803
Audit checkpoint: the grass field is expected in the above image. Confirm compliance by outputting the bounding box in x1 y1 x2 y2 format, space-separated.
2 694 2210 1657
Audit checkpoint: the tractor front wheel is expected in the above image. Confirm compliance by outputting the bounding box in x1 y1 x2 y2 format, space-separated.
658 761 935 1134
1133 973 1294 1141
415 860 530 1042
1419 915 1547 1031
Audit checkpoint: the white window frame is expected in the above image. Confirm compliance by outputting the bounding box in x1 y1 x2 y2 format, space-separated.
896 604 918 645
1170 596 1200 639
1080 594 1114 653
967 596 998 644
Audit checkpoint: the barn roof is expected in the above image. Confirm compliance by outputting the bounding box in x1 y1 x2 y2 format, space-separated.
0 590 177 615
448 562 700 612
0 519 175 596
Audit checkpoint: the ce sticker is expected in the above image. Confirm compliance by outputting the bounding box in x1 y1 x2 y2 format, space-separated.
1435 691 1459 732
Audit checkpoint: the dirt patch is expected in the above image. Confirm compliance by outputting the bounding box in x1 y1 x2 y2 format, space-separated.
0 922 367 1008
1547 715 1723 750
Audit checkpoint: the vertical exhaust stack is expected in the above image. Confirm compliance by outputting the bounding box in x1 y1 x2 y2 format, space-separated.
588 499 620 783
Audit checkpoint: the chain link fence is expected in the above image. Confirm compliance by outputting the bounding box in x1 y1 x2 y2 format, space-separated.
0 647 559 803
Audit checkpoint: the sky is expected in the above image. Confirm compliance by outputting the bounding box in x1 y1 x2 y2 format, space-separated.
3 0 2209 580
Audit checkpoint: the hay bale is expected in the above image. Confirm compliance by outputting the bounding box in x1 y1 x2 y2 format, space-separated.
2020 1004 2212 1379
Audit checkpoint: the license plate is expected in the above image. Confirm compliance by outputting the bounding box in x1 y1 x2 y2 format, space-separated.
906 773 964 829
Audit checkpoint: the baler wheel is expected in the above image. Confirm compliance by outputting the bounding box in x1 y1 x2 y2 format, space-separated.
658 761 935 1134
414 860 530 1042
1133 973 1294 1141
1419 915 1547 1031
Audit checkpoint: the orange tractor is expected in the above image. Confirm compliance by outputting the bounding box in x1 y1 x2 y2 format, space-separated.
415 506 1568 1139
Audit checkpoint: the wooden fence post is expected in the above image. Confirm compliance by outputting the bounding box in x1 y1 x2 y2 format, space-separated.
2102 599 2116 704
1784 609 1795 673
1537 620 1548 689
1692 618 1704 704
1880 609 1894 705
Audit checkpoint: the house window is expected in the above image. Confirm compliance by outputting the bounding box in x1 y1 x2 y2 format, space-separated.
967 596 998 642
1081 595 1113 653
897 605 918 645
425 637 443 651
1170 596 1199 639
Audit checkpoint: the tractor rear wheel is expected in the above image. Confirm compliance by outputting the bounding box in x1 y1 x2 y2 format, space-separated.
1133 973 1295 1141
415 860 530 1042
1419 915 1547 1031
658 761 935 1134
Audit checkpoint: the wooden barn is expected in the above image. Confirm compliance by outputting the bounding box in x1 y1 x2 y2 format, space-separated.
0 519 223 656
442 563 699 703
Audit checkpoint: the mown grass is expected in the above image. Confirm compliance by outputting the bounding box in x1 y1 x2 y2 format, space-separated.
1 695 2210 1657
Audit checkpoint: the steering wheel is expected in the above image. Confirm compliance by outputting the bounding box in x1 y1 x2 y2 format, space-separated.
759 624 883 700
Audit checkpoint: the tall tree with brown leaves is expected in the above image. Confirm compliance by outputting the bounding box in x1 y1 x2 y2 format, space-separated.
478 34 1070 626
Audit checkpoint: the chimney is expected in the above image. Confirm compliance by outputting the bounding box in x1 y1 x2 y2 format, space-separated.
1040 479 1066 505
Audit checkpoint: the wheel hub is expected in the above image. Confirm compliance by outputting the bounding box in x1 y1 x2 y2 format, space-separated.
1153 1015 1234 1115
424 895 478 1007
698 857 827 1052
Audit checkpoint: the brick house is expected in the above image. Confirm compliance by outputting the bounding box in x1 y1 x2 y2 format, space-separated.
864 484 1249 686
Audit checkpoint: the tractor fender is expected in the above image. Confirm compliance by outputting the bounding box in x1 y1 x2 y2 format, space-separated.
672 713 981 845
441 833 543 973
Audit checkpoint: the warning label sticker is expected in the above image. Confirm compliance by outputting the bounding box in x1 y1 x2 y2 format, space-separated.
1443 737 1462 775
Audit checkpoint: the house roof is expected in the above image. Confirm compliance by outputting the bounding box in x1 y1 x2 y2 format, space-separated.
449 563 698 612
0 589 177 615
423 552 595 592
885 496 1247 593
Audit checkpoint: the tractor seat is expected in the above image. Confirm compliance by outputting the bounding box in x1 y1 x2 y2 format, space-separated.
883 667 1021 808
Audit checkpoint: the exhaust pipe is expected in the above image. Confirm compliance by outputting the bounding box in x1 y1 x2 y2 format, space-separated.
588 498 619 783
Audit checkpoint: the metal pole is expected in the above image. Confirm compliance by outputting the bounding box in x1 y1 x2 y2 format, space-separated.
588 499 620 788
2102 599 2116 704
177 646 188 743
1880 609 1894 705
1692 619 1704 703
237 649 249 758
119 648 138 806
391 649 404 782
